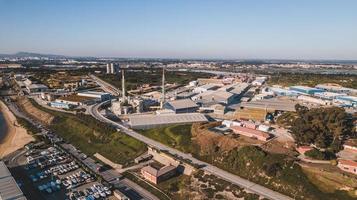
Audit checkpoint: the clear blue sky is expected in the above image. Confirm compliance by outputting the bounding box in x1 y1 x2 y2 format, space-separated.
0 0 356 59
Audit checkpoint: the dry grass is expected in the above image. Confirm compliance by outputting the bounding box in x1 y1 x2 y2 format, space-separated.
302 165 357 197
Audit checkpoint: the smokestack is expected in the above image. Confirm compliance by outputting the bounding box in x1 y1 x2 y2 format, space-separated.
122 69 126 102
160 67 165 109
106 63 110 74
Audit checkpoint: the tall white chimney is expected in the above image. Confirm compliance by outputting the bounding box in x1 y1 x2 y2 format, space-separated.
122 69 126 102
160 67 165 109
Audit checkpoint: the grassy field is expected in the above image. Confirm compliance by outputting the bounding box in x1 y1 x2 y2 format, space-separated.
20 98 146 166
302 166 357 198
197 145 356 200
268 73 357 89
137 124 193 153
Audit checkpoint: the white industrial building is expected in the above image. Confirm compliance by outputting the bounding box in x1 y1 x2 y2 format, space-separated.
315 84 355 94
252 77 267 86
313 92 346 100
26 84 48 94
297 95 331 105
193 84 221 94
128 113 208 129
192 90 234 105
77 91 111 101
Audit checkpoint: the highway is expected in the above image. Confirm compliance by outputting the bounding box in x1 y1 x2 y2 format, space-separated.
89 74 121 96
89 101 292 200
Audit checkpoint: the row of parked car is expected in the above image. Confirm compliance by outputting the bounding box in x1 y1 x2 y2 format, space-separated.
68 184 112 200
37 179 62 194
62 170 95 190
45 161 79 176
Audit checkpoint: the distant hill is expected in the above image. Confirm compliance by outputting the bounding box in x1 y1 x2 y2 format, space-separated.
0 51 67 59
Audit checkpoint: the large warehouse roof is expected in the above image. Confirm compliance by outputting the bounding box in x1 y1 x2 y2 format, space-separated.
0 161 26 200
129 113 208 129
165 99 198 110
238 98 297 112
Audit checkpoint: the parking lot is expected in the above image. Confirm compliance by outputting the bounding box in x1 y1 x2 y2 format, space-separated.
20 144 115 200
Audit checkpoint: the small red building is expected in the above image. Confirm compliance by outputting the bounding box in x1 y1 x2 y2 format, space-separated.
337 159 357 175
343 140 357 153
141 164 176 184
231 126 270 141
296 146 313 155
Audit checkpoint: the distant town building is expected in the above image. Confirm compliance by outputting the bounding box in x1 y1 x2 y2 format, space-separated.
0 63 23 69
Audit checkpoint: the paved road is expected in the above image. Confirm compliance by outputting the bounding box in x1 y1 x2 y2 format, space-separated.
89 101 292 200
89 74 121 96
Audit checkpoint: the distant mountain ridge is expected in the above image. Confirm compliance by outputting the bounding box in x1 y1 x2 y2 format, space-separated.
0 51 67 59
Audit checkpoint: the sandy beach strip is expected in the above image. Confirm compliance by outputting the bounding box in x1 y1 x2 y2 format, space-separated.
0 100 35 158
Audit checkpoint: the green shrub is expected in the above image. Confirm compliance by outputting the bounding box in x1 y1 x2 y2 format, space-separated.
305 149 336 160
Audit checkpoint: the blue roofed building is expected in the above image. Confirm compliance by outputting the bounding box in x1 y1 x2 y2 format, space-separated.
289 86 324 95
335 96 357 107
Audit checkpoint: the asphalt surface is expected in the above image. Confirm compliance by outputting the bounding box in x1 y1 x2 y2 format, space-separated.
89 74 121 96
89 101 293 200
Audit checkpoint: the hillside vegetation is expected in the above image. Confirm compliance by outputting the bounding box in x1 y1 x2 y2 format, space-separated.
142 122 356 199
268 73 357 89
16 98 146 166
137 124 193 153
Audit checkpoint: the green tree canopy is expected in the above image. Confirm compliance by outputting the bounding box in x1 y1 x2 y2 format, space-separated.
290 105 355 152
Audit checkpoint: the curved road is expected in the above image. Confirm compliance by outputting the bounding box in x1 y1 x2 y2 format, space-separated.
89 101 292 200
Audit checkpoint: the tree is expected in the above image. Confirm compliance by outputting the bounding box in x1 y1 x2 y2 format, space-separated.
290 106 354 152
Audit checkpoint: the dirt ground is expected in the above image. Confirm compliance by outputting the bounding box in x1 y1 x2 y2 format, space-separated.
16 97 54 125
0 100 35 158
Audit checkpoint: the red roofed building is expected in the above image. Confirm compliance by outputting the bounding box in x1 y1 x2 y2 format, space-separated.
343 139 357 153
242 121 257 129
231 126 270 141
141 164 176 184
296 146 313 155
337 159 357 175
